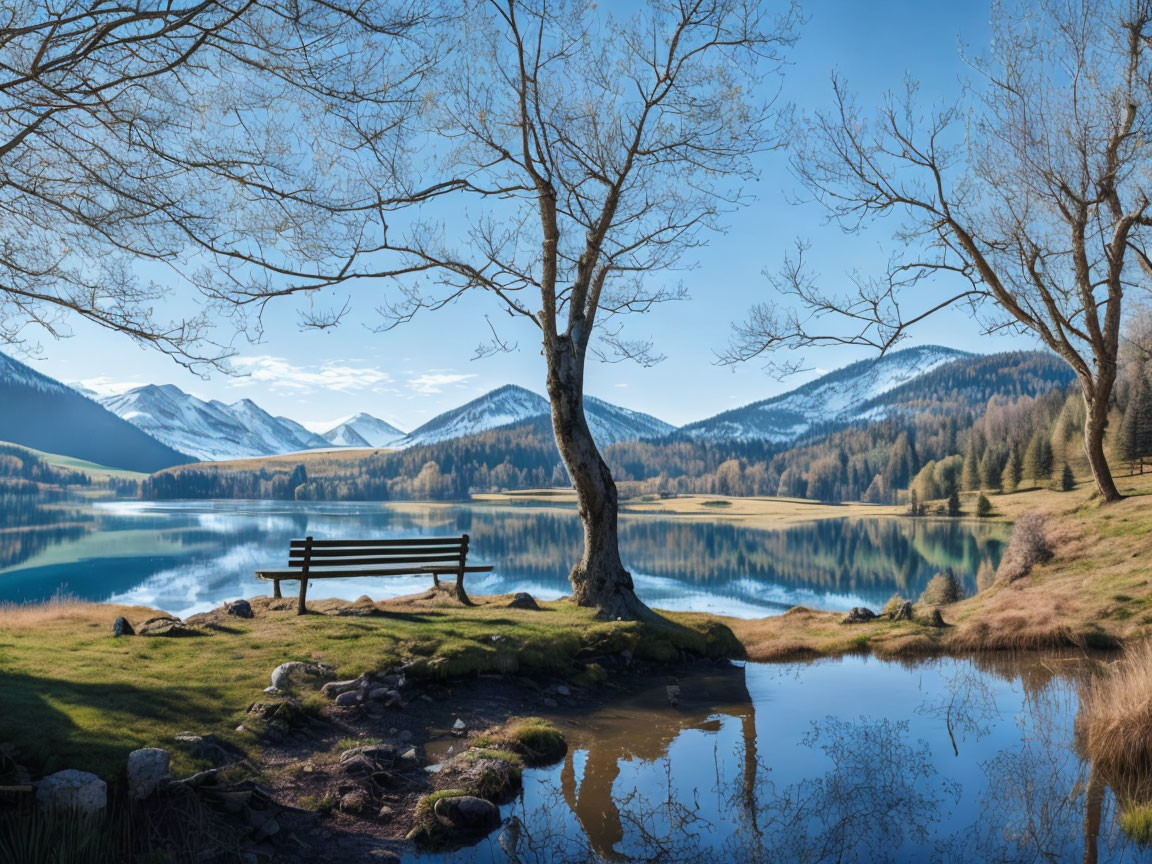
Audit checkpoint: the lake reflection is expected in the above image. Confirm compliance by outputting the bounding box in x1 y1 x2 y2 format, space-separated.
413 654 1143 864
0 499 1004 618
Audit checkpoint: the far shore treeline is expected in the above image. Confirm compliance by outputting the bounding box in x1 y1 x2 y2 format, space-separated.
134 352 1137 508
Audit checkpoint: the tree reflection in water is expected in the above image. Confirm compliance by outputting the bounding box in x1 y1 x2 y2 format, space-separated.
416 655 1143 864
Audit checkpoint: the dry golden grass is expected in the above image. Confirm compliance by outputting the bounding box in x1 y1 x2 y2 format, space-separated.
1082 640 1152 776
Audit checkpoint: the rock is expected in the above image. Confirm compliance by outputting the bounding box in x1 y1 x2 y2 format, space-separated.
321 678 363 698
137 616 198 637
397 730 413 743
452 718 467 735
377 673 404 689
555 685 571 697
507 592 539 610
269 661 333 692
665 684 681 706
842 606 878 624
340 743 396 767
36 769 107 814
340 754 377 777
335 690 361 707
111 616 134 637
891 601 914 622
543 697 558 709
432 794 501 836
340 788 372 815
225 599 253 619
368 687 401 705
127 748 171 799
174 733 243 766
400 748 418 762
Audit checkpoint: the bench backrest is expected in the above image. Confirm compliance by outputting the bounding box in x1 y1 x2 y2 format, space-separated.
289 534 469 571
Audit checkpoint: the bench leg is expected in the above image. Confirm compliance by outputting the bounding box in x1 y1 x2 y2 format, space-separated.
453 570 472 606
297 579 308 615
272 580 282 599
432 572 440 588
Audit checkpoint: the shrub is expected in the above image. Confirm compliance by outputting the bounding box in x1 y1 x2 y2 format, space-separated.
1058 463 1076 491
504 717 567 766
995 511 1053 583
880 594 906 616
918 569 964 605
946 488 962 517
976 493 993 518
975 559 997 592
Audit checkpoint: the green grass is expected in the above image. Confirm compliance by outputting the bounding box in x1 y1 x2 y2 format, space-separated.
2 441 147 481
503 717 567 766
1121 803 1152 845
0 595 735 779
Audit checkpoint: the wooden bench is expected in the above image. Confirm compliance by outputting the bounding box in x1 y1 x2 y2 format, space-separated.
255 534 492 614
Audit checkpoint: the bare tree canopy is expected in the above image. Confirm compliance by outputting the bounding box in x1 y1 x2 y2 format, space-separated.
209 0 800 618
0 0 429 367
725 0 1152 502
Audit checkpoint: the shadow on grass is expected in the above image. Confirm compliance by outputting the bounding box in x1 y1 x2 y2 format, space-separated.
0 670 233 779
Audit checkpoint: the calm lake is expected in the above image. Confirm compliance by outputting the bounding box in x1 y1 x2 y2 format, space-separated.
414 652 1138 864
0 497 1006 618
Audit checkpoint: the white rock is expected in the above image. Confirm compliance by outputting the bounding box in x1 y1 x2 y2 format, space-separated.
36 769 107 814
269 661 332 691
453 718 467 732
127 748 171 800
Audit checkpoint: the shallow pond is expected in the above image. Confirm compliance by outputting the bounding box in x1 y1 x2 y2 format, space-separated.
0 498 1005 617
412 652 1143 864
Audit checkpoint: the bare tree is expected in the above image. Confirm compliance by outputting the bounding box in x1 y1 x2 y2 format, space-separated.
725 0 1152 502
215 0 800 619
0 0 429 368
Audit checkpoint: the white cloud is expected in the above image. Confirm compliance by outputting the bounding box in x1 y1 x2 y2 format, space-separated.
230 355 392 393
69 377 145 397
408 372 475 394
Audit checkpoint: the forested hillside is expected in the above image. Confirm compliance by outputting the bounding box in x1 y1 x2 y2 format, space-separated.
140 350 1110 506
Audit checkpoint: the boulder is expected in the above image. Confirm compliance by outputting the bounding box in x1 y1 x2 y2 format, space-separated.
340 743 397 767
507 592 539 610
432 794 501 836
137 616 198 637
111 616 134 637
891 601 914 622
225 599 253 619
335 690 361 707
268 661 334 692
127 748 171 800
174 732 243 766
36 769 106 814
841 606 878 624
339 788 372 815
452 718 467 736
321 678 363 698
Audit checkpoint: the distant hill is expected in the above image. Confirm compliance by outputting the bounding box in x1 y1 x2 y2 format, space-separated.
323 413 406 448
680 346 970 443
101 384 329 461
0 352 190 472
396 384 674 448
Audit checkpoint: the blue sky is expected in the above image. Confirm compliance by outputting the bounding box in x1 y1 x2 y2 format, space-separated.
25 1 1034 432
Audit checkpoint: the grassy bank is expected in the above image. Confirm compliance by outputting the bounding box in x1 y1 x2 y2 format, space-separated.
0 592 738 780
729 470 1152 661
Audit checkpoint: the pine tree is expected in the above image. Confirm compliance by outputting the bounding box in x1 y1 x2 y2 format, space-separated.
976 493 993 517
1001 447 1022 493
962 436 981 491
1059 463 1075 491
947 487 962 517
1022 430 1045 485
1118 371 1152 474
979 450 1001 492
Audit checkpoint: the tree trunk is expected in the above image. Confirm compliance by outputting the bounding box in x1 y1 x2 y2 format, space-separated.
546 335 652 621
1083 391 1123 502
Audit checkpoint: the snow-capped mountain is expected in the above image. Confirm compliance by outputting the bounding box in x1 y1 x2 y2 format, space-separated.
0 351 189 472
680 346 971 443
323 413 406 448
397 384 674 448
101 384 328 461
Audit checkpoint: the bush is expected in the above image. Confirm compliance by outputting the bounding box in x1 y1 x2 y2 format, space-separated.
918 569 965 605
1058 463 1076 491
995 511 1053 583
947 488 962 517
880 594 906 616
976 493 993 518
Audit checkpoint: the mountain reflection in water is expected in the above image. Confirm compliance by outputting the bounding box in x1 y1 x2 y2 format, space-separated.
412 653 1139 864
0 500 1005 617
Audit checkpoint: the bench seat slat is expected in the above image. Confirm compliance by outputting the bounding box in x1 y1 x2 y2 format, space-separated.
257 564 494 580
290 549 462 561
289 537 464 549
289 553 464 567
